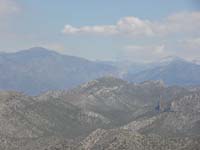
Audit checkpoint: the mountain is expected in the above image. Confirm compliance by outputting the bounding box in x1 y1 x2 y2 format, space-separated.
1 48 200 95
43 83 200 149
122 91 200 137
97 60 152 78
44 76 189 126
0 47 116 95
69 129 200 150
0 77 199 149
125 57 200 86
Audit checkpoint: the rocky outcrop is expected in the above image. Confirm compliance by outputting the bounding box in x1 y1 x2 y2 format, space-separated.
0 77 199 149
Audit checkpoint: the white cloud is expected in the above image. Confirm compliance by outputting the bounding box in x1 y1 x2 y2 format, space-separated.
123 36 200 62
115 17 154 36
154 12 200 36
62 12 200 38
62 24 117 35
62 16 154 37
0 0 19 16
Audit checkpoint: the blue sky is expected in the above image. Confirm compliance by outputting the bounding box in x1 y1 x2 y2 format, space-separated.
0 0 200 62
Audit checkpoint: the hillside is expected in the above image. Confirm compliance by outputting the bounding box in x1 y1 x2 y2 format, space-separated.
0 77 199 149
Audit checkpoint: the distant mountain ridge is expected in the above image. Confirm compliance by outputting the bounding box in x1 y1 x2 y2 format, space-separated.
0 47 116 95
0 47 200 95
125 56 200 86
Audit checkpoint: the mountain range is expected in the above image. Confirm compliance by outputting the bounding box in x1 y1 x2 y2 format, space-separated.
0 47 200 95
0 47 116 95
0 77 199 149
125 56 200 86
0 47 200 149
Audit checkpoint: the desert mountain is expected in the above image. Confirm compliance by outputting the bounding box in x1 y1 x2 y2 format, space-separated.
0 77 199 149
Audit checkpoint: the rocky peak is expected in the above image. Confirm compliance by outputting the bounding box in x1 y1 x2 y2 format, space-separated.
78 76 127 93
140 80 166 88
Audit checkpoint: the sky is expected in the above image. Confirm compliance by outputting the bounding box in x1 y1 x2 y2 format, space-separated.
0 0 200 62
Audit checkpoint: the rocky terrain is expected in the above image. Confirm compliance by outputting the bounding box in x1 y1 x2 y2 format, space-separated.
0 77 199 149
43 129 200 150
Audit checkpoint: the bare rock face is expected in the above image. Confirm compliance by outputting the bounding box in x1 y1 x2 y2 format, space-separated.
170 93 200 113
162 93 200 135
122 92 200 137
122 116 160 132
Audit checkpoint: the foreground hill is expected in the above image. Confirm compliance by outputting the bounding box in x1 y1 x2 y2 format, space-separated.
0 47 115 95
0 77 199 149
72 129 200 150
122 92 200 137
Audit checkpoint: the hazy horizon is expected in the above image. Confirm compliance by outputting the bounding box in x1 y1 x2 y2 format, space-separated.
0 46 197 64
0 0 200 62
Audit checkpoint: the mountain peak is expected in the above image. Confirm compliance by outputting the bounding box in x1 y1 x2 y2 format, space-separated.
29 47 48 51
97 76 125 82
96 76 127 86
79 76 127 90
13 47 59 59
140 80 166 88
24 47 57 54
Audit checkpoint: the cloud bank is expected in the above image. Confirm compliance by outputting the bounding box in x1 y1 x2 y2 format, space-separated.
62 12 200 38
62 11 200 62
